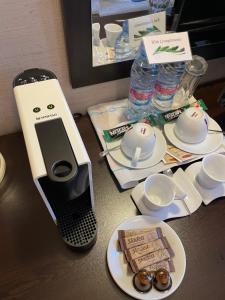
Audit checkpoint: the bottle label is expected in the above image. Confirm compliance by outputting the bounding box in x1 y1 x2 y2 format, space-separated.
155 83 177 95
130 88 154 101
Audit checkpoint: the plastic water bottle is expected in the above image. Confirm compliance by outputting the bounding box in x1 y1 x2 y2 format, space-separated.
125 42 159 120
115 20 132 61
152 62 185 111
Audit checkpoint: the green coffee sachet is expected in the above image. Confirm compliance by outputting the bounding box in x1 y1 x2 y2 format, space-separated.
103 99 207 143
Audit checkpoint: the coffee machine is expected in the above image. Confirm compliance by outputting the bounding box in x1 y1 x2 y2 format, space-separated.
13 68 97 250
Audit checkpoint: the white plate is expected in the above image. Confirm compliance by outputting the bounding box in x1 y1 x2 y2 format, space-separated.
185 161 225 205
0 153 6 184
107 215 186 300
164 117 223 154
131 168 202 220
106 128 167 169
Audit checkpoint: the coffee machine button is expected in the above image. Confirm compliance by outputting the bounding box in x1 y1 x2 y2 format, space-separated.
20 79 27 85
29 77 37 83
40 75 49 81
33 107 41 113
47 104 55 110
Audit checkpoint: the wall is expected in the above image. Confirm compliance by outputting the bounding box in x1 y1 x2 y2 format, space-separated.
0 0 225 136
0 0 130 135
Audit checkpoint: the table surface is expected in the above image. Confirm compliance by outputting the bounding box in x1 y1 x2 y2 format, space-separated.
1 81 225 300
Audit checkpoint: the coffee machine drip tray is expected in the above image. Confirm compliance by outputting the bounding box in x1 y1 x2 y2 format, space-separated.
39 171 97 250
57 206 97 249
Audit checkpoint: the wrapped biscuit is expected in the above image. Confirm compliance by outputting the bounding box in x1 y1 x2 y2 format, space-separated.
118 227 160 239
119 227 162 251
145 260 175 273
124 237 170 262
130 248 175 273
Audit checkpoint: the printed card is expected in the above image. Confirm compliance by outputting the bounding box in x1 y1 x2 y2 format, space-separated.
143 32 192 64
163 153 178 164
128 11 166 49
166 145 196 162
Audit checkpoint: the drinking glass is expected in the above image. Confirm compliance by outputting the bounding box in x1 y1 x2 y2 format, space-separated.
172 55 208 108
180 55 208 99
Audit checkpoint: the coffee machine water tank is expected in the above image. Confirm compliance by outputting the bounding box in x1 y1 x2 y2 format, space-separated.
13 68 97 250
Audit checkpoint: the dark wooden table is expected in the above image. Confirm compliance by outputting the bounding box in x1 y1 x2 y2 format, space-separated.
0 81 225 300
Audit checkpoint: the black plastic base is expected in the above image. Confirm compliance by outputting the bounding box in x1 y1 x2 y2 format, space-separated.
57 207 97 250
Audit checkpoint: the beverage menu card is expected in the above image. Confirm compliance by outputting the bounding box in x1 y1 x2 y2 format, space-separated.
143 32 192 64
128 11 166 49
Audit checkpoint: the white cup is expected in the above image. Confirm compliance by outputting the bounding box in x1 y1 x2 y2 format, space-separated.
92 23 100 46
196 153 225 189
104 23 122 48
120 123 156 165
174 107 208 144
142 174 177 211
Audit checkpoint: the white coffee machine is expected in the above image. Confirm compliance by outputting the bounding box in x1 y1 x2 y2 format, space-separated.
13 68 97 250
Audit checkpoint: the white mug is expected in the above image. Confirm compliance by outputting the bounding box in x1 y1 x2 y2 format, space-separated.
104 23 122 48
120 123 156 165
142 174 177 211
196 153 225 189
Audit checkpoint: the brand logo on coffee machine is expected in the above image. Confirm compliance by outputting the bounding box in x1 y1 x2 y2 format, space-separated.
36 113 57 121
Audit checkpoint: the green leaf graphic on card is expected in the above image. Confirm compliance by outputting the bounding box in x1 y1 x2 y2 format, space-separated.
153 45 186 55
153 25 159 31
134 25 160 38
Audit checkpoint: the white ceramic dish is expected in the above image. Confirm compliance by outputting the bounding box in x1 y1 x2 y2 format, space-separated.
131 168 202 220
164 117 223 154
185 161 225 205
121 123 156 162
142 174 177 211
0 152 6 184
106 128 167 169
107 215 186 300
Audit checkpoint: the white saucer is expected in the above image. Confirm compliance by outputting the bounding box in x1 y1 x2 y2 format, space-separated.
106 128 167 169
0 153 6 184
131 168 202 220
185 161 225 205
164 117 223 154
107 215 186 300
